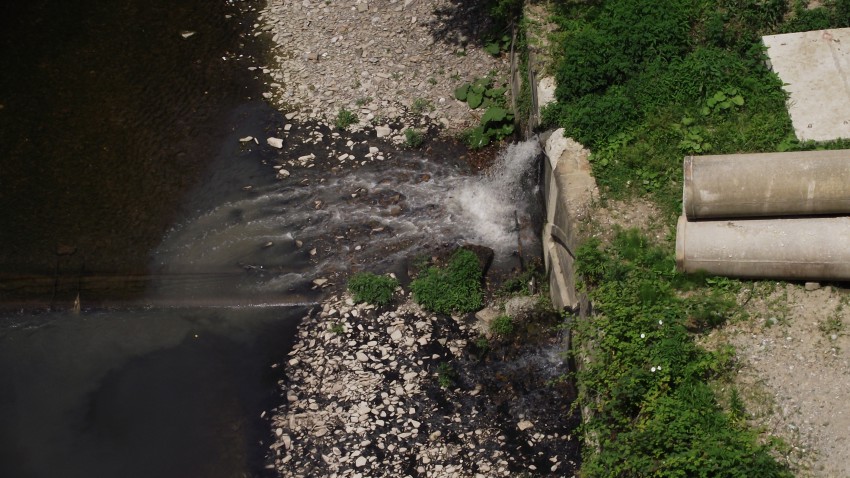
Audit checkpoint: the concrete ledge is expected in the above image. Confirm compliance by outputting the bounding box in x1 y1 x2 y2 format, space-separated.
541 129 598 310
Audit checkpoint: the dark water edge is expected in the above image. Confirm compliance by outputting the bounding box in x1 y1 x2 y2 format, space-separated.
0 305 308 478
0 1 314 477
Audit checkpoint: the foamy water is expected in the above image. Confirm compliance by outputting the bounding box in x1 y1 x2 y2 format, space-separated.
152 139 542 294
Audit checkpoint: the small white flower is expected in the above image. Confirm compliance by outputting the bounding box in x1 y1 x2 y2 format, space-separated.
656 365 662 371
640 333 646 339
650 366 657 372
658 320 663 326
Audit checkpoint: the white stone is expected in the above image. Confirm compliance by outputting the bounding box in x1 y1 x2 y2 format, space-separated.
267 137 284 148
375 125 392 138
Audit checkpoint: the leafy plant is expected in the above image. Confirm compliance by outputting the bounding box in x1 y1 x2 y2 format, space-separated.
701 87 745 116
455 76 515 148
410 249 483 314
335 108 358 129
347 272 398 306
484 34 512 56
328 322 345 334
404 128 425 148
490 315 515 337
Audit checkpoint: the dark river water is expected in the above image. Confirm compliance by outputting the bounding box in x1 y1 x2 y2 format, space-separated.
0 0 311 476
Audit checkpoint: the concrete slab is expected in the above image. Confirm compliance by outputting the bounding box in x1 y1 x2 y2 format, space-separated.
763 28 850 141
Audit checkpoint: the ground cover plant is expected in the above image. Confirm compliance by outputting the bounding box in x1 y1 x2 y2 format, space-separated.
545 0 850 216
455 76 516 148
347 272 398 306
410 248 484 315
574 229 791 477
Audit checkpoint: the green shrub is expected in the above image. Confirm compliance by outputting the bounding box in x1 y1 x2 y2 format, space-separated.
347 272 398 306
573 229 791 477
410 249 483 314
335 108 358 129
490 315 514 337
404 128 425 148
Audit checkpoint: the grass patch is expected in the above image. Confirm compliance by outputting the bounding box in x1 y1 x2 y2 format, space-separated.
573 228 791 477
410 249 483 315
347 272 398 306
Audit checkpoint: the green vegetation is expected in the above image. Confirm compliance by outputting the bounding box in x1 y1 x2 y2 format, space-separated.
490 315 515 337
484 33 512 56
573 229 791 477
455 76 515 148
436 362 457 388
410 249 484 315
328 322 345 334
404 128 425 148
545 0 850 215
335 107 358 129
347 272 398 306
410 97 435 116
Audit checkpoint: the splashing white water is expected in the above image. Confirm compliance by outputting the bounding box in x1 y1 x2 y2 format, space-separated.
152 139 542 293
450 140 541 251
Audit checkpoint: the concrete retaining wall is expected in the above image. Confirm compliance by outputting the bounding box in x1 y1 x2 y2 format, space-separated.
540 128 598 311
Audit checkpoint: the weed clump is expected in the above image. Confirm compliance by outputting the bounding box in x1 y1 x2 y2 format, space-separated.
410 249 483 315
404 128 425 148
347 272 398 306
335 108 358 129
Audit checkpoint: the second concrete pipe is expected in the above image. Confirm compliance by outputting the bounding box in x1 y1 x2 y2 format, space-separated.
676 215 850 280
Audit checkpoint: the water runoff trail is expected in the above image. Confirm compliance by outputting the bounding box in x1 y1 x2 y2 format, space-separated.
0 118 543 478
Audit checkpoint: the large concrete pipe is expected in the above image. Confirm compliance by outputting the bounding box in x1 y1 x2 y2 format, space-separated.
683 150 850 219
676 215 850 280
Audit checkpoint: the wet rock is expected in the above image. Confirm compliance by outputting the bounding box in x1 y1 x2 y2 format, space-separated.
505 296 537 321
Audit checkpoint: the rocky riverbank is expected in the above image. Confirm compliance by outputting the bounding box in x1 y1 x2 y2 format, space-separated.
264 292 580 477
255 0 508 135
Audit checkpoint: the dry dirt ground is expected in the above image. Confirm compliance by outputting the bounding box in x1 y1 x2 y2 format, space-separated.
704 283 850 478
